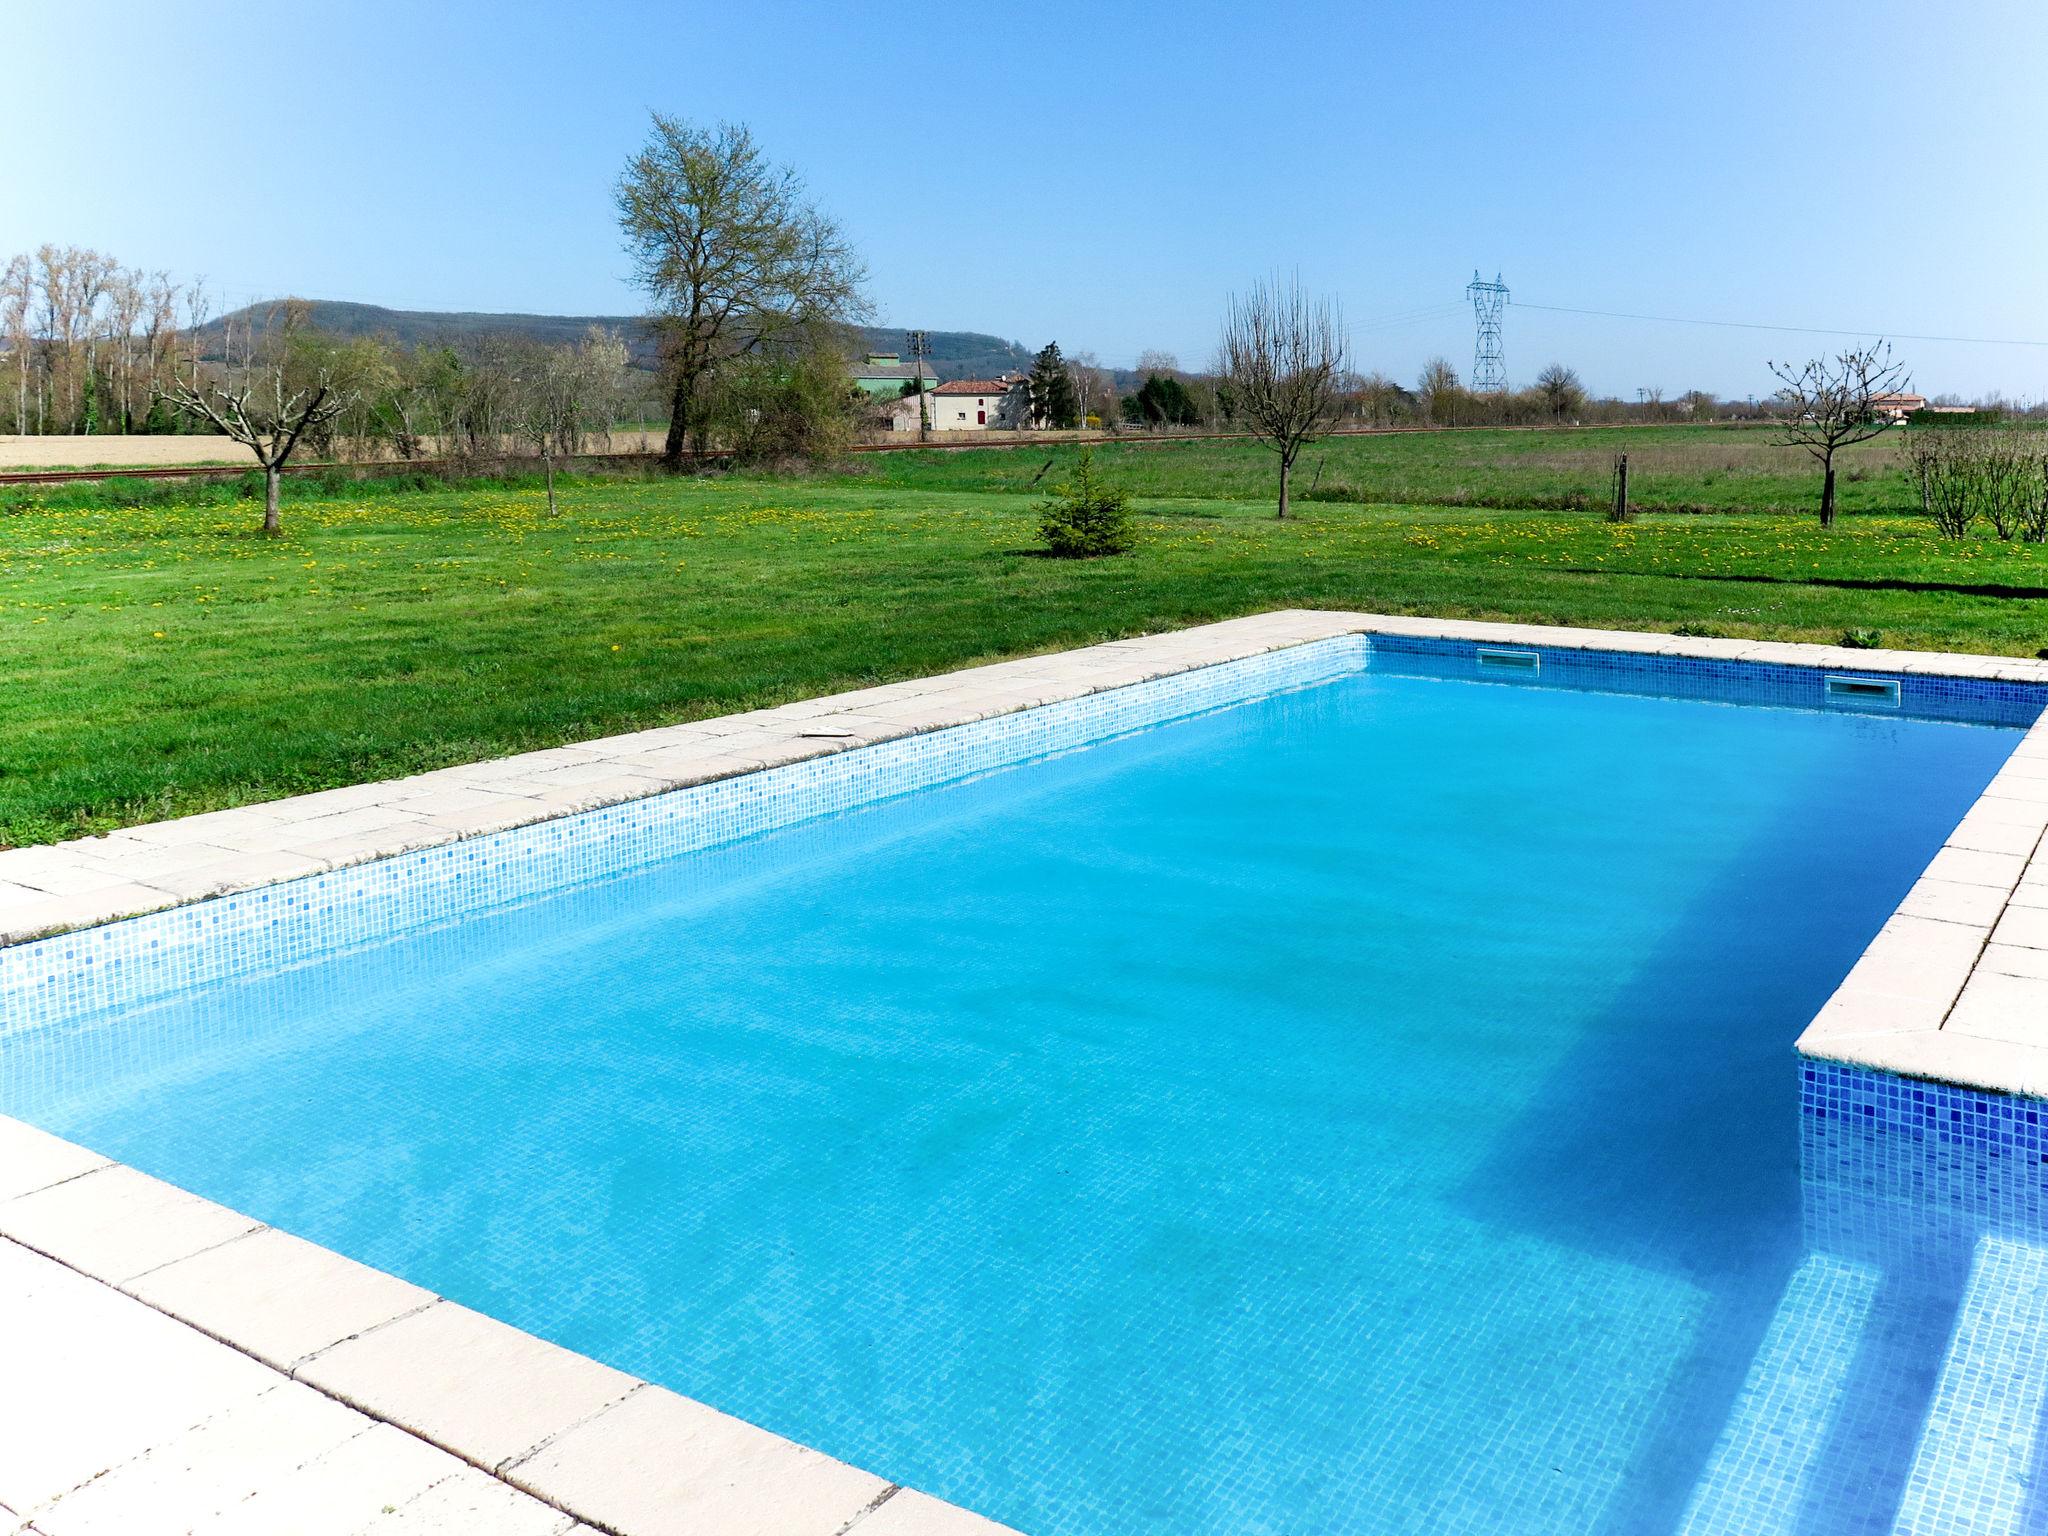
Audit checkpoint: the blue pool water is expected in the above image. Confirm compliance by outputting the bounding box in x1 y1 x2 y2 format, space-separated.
6 647 2045 1534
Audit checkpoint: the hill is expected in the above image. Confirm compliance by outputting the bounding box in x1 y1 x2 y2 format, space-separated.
194 301 1034 381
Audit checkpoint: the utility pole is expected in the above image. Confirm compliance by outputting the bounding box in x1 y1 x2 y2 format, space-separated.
905 329 932 442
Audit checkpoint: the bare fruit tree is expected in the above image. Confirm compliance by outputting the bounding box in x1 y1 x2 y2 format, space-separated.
508 329 630 516
1767 341 1909 528
1216 277 1348 519
616 113 869 469
157 300 354 535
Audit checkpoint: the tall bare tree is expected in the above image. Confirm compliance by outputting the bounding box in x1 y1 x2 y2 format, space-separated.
1417 357 1463 426
1069 349 1115 430
1536 363 1584 421
615 113 869 469
157 301 356 535
0 255 29 435
1768 341 1909 528
1 247 196 435
102 268 145 430
1216 278 1348 518
571 327 632 453
35 245 118 431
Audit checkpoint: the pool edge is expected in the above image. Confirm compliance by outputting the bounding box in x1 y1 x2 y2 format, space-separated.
6 612 2043 956
7 610 2047 1101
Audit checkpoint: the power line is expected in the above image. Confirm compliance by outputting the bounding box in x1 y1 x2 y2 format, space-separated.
1511 299 2048 350
1346 302 1468 339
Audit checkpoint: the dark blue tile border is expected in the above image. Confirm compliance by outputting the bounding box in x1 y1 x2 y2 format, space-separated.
1803 1058 2048 1155
1364 634 2048 729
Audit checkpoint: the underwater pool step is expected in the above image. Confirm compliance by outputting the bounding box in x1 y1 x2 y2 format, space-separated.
1675 1255 1881 1536
1890 1236 2048 1536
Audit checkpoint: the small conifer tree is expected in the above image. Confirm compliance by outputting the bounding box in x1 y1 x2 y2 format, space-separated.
1037 449 1134 557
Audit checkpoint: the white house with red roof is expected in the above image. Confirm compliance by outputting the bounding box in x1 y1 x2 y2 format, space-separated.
930 374 1032 429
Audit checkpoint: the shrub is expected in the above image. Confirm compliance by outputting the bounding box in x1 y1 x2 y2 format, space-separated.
1907 426 2048 541
1906 408 2007 428
1979 431 2038 540
2024 452 2048 545
1840 628 1884 649
1036 450 1134 558
705 348 859 464
1907 428 1984 540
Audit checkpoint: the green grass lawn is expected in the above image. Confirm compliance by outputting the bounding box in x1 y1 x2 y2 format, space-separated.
837 421 1917 516
5 428 2046 848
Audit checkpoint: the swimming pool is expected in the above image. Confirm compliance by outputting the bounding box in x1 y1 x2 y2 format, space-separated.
6 632 2047 1535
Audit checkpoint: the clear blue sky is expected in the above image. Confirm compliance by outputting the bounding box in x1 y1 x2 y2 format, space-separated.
11 0 2048 399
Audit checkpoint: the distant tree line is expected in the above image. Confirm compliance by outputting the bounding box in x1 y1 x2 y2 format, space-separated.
1 245 195 435
1104 352 1766 434
141 299 642 531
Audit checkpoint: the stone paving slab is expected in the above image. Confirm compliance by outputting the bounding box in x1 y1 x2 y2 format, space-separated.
502 1384 893 1536
0 1237 590 1536
126 1227 436 1373
296 1301 643 1474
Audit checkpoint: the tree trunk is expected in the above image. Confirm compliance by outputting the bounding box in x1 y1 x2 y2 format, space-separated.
1819 460 1837 530
263 464 282 536
662 373 691 470
1276 452 1292 520
544 449 558 517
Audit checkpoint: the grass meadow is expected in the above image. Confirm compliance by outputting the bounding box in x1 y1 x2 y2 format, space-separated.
841 422 1917 516
4 424 2044 847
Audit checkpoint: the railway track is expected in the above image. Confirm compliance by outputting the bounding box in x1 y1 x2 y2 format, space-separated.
0 420 1756 488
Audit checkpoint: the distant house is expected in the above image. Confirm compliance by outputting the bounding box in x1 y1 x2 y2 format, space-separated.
869 392 927 433
931 375 1031 429
1869 392 1928 423
853 352 938 399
